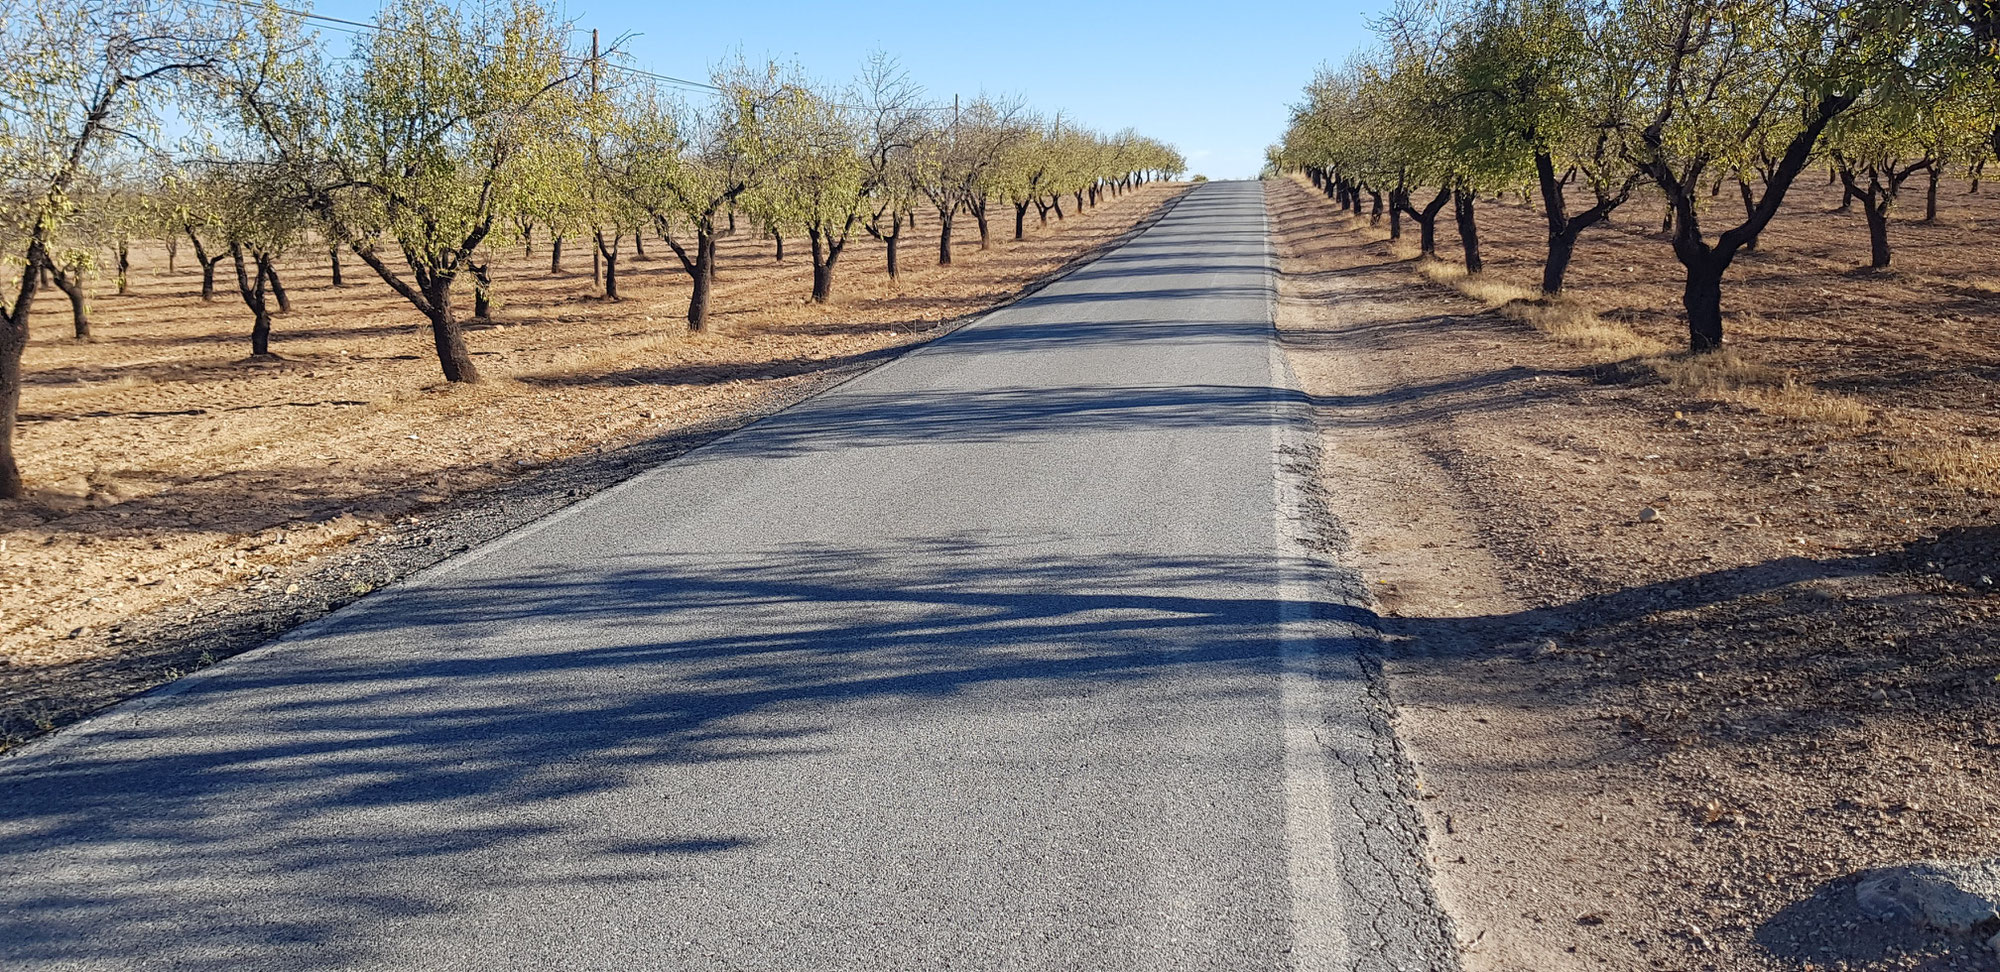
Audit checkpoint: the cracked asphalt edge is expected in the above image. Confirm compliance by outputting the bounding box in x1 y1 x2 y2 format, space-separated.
0 184 1197 758
1264 200 1462 972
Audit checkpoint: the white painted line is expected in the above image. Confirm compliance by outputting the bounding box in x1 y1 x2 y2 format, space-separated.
1267 190 1350 969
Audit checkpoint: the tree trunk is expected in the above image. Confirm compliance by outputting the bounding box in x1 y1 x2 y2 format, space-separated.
808 228 841 303
886 230 900 280
1453 189 1483 274
1543 231 1577 295
49 262 89 340
1682 256 1725 352
425 277 479 382
633 232 645 258
1862 196 1891 268
550 234 563 274
973 202 990 250
1368 189 1383 224
473 262 492 318
1014 200 1029 240
166 238 177 274
937 214 954 266
233 243 273 357
773 231 784 262
1399 189 1450 256
597 231 620 299
687 231 715 331
267 264 291 313
1925 168 1940 222
0 294 29 499
330 247 345 287
115 240 129 295
1738 179 1759 251
1388 188 1403 240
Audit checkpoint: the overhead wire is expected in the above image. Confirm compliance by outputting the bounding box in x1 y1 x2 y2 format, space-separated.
192 0 974 114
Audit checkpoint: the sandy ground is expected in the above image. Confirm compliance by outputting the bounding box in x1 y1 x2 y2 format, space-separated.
1269 175 2000 971
0 182 1184 748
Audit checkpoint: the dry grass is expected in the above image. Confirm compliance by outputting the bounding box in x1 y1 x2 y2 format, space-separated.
1416 256 1666 360
1641 348 1874 428
1894 441 2000 496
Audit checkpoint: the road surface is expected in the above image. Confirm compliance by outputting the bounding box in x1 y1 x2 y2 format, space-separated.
0 181 1454 971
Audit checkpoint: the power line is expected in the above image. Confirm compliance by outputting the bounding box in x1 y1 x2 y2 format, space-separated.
194 0 976 115
194 0 725 95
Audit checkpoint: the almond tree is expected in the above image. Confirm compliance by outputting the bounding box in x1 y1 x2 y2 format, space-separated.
1825 37 1979 268
1618 0 1890 350
1451 0 1643 292
0 0 231 498
224 0 581 382
854 53 923 281
605 67 775 331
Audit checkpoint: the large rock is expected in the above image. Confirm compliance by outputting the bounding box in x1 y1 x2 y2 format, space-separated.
1856 859 2000 947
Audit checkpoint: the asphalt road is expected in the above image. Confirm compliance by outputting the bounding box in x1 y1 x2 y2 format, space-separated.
0 181 1454 971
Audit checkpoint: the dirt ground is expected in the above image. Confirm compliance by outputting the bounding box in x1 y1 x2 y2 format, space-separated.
0 182 1184 749
1269 174 2000 970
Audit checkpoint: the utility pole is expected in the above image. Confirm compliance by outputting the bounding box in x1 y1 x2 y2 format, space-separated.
590 28 601 293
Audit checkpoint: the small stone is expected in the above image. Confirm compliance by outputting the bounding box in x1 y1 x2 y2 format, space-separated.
1639 506 1663 523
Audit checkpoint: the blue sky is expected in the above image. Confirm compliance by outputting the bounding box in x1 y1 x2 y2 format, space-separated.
310 0 1382 180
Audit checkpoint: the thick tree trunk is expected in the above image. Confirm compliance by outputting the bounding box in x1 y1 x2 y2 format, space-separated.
687 231 715 331
550 235 563 275
250 303 272 356
115 240 129 295
1388 188 1403 240
1543 232 1577 295
425 278 479 382
1682 257 1725 352
1014 201 1029 240
937 214 954 266
166 238 177 274
1863 198 1891 268
1453 189 1482 274
0 295 28 499
809 229 842 303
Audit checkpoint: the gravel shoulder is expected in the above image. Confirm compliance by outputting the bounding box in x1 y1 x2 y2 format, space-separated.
1268 176 2000 971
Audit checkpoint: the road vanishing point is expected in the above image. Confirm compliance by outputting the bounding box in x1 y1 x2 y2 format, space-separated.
1 182 1456 971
